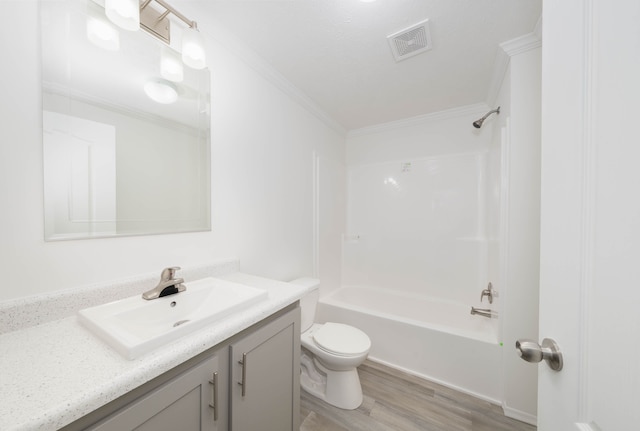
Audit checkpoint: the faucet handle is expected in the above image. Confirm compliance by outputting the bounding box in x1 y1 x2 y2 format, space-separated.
480 290 491 303
480 282 497 304
160 266 181 281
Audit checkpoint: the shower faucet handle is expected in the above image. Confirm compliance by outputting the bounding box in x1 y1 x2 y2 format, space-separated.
480 282 497 304
480 290 491 303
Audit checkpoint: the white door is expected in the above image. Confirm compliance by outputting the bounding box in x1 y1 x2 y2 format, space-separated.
537 0 640 429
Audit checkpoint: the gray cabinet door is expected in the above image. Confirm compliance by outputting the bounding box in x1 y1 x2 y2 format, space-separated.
230 308 300 431
91 356 221 431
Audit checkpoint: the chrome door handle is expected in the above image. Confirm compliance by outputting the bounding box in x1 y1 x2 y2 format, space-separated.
515 338 563 371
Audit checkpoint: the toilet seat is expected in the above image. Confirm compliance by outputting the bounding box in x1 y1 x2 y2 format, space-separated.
312 322 371 357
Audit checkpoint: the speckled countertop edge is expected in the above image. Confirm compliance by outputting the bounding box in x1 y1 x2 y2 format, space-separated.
0 259 240 334
0 269 310 431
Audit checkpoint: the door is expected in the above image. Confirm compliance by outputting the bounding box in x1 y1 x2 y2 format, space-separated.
91 356 220 431
230 308 300 431
537 0 640 428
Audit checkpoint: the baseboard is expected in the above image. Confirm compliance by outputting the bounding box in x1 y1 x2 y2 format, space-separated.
502 403 538 426
365 356 503 407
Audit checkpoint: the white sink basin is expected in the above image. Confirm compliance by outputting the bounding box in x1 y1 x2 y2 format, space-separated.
78 277 268 359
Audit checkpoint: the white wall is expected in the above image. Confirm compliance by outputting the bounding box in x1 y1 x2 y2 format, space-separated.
495 47 541 423
0 1 345 301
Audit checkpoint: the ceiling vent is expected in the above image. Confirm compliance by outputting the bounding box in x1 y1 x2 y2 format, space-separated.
387 19 433 62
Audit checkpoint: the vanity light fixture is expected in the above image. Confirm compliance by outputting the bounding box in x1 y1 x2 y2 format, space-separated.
181 24 206 69
105 0 207 70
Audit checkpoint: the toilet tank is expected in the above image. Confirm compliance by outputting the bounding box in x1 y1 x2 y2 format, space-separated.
289 277 320 333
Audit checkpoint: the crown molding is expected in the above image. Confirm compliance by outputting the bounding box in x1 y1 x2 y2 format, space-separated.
186 4 541 140
206 21 347 137
501 32 542 57
346 102 490 139
486 15 542 107
170 2 347 135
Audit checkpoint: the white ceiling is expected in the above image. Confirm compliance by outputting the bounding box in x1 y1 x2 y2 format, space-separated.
201 0 542 131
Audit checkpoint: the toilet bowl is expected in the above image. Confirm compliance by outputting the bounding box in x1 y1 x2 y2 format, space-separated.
290 278 371 410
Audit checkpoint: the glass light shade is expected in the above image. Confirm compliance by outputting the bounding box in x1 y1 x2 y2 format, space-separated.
144 79 178 104
87 18 120 51
181 27 206 69
105 0 140 31
160 47 184 82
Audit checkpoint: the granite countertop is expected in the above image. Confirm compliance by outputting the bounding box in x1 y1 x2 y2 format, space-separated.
0 270 310 431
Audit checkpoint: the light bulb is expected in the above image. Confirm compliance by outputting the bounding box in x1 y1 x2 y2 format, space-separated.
105 0 140 31
181 27 206 69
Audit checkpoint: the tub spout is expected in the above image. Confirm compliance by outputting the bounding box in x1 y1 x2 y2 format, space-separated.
470 307 498 318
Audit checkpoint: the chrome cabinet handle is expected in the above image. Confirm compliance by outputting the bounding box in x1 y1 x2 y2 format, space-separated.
238 353 247 397
516 338 563 371
208 372 218 420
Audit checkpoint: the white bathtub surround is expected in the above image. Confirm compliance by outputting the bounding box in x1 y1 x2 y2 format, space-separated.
317 286 502 404
0 270 310 431
340 114 502 402
343 151 492 305
344 106 496 310
343 62 541 423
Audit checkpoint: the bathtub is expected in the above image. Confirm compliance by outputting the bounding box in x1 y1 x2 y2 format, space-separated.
316 286 503 404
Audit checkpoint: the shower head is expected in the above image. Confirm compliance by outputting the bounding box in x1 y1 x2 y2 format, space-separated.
473 106 501 129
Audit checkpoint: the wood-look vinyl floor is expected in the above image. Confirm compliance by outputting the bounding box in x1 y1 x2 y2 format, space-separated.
300 360 536 431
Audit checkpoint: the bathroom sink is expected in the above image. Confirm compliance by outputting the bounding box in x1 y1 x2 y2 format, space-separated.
78 277 268 359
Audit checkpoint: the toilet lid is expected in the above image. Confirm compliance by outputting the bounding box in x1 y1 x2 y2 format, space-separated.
313 323 371 356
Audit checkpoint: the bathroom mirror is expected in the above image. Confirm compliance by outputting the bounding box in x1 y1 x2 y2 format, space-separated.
41 0 211 240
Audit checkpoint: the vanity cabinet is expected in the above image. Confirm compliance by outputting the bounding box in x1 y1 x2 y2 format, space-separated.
230 308 300 430
63 305 299 431
90 354 226 431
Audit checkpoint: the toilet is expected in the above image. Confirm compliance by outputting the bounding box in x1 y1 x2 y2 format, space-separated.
290 278 371 410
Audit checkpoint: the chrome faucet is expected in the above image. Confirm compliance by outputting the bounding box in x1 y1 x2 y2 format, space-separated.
142 266 186 300
480 282 497 304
